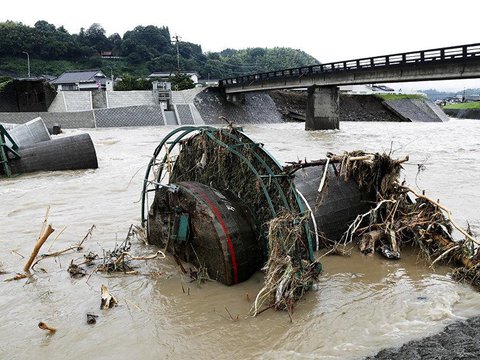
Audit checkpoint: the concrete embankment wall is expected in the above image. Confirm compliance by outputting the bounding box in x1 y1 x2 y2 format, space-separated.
0 88 450 129
443 108 480 119
0 89 207 128
194 87 283 124
1 87 285 129
0 105 167 129
383 98 449 122
269 91 448 123
340 95 406 122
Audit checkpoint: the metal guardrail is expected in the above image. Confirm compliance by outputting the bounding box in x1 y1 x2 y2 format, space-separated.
219 43 480 87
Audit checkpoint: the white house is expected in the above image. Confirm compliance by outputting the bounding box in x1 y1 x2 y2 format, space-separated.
147 71 199 84
51 70 108 91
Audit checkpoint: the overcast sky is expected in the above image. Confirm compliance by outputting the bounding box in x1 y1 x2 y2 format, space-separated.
3 0 480 91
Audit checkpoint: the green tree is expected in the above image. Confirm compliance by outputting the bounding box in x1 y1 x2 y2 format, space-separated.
169 73 194 90
108 33 122 55
114 74 152 90
121 25 171 60
84 23 111 52
0 20 320 80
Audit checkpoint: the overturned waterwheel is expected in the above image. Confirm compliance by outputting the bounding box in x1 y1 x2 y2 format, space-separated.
141 126 314 285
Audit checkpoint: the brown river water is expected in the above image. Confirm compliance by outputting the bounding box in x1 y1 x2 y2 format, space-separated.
1 120 479 359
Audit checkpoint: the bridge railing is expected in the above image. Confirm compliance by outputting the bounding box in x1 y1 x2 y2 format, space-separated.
220 43 480 87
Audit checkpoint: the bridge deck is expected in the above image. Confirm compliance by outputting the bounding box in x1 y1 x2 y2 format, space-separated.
220 43 480 93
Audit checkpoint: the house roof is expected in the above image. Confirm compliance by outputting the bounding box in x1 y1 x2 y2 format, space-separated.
148 71 200 78
51 70 106 84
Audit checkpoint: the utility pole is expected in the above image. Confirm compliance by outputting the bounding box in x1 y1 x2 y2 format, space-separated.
172 34 181 73
22 51 30 78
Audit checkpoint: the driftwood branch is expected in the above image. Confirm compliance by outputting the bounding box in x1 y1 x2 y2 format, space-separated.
24 225 55 272
405 186 479 245
284 154 409 175
32 225 95 269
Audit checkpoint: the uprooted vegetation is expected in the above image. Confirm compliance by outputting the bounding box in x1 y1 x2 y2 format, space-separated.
314 151 479 283
252 212 320 317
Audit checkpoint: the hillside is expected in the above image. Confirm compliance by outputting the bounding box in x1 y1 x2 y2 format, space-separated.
0 20 319 80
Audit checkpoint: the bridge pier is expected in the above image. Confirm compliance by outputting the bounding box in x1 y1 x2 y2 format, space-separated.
226 93 245 105
306 86 340 130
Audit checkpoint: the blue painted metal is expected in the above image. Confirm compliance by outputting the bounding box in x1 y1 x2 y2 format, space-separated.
175 213 190 243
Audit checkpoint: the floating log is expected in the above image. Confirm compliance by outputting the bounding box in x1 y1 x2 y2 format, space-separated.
38 321 56 334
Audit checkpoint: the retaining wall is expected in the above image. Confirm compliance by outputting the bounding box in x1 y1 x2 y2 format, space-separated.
194 87 284 125
2 88 450 129
0 105 166 129
444 108 480 119
383 98 448 122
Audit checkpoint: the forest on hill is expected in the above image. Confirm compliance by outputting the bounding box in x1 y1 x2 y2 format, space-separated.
0 20 319 80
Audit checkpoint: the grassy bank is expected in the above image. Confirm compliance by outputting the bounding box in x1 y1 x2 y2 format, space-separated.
443 102 480 110
375 94 426 101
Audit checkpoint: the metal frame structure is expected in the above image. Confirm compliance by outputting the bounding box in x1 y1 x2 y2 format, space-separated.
0 125 20 177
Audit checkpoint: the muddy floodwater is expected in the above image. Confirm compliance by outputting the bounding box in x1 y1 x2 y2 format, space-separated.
1 120 480 360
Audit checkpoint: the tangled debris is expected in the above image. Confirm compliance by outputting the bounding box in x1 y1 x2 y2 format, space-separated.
68 261 87 278
315 151 480 289
252 212 321 317
65 224 165 277
4 212 164 285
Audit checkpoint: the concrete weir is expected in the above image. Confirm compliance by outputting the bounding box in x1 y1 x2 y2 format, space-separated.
306 86 340 130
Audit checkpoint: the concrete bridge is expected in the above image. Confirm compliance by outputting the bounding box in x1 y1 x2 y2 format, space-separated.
219 43 480 129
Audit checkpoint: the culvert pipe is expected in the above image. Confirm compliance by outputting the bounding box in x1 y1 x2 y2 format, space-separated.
8 133 98 175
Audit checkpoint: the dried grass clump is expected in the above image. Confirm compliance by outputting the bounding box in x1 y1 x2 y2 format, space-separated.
251 211 320 317
330 150 403 197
